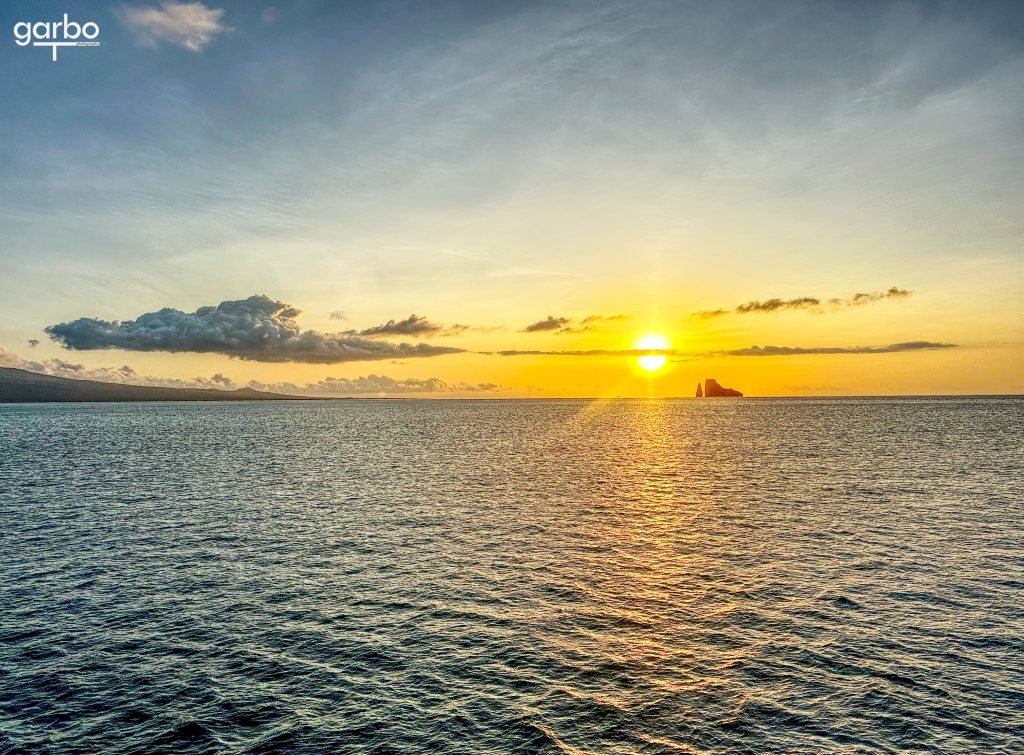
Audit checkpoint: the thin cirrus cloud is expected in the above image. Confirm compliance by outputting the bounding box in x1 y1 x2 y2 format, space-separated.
495 349 674 357
44 295 464 364
692 288 912 319
247 375 503 395
116 1 227 52
717 341 955 357
495 341 956 358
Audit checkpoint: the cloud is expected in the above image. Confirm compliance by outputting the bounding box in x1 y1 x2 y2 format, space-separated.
117 1 227 52
736 296 821 314
558 313 631 334
691 288 914 319
27 339 39 348
0 347 240 390
328 310 347 321
523 315 571 332
581 314 629 324
522 313 628 334
247 374 504 396
845 287 913 306
495 341 957 358
690 309 729 320
45 295 463 364
350 314 469 338
355 314 442 337
720 341 955 356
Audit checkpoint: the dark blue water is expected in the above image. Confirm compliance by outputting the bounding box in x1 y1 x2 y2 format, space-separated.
1 398 1022 753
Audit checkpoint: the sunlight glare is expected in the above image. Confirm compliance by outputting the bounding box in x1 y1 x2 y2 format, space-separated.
635 333 670 373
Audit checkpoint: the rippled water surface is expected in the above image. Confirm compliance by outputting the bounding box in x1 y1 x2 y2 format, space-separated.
1 398 1023 754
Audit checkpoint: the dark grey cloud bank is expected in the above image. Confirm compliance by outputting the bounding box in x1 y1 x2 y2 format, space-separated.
45 295 463 364
496 341 955 358
693 288 912 318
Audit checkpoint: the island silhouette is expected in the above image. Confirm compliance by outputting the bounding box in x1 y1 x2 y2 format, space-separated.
698 379 743 397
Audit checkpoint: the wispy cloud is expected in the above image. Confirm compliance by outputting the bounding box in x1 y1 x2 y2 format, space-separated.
843 287 912 306
495 341 956 358
495 349 655 357
523 315 570 333
45 295 463 364
719 341 955 356
562 313 631 334
692 288 913 319
581 314 629 324
248 374 504 395
690 309 729 320
349 314 469 339
523 313 628 334
117 1 227 52
736 296 821 314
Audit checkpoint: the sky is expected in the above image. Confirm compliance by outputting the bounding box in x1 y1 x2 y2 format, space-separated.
1 0 1022 396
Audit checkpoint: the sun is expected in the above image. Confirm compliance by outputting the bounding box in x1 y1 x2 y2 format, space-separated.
634 333 670 373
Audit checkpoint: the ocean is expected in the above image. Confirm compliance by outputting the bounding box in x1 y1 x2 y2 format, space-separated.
1 398 1022 753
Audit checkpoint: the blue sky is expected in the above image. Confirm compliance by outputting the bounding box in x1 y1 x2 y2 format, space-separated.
1 0 1022 395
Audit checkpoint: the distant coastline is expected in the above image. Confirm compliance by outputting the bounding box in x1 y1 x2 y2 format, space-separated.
1 368 1020 403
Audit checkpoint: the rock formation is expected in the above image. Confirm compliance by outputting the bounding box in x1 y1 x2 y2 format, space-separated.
695 382 703 397
703 378 743 397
